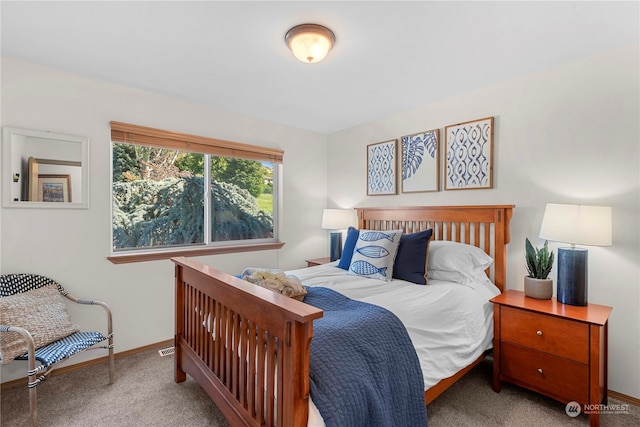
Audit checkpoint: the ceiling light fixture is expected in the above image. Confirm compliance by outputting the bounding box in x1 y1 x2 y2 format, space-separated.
285 23 335 64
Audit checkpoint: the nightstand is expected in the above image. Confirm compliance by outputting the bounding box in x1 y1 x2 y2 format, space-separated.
491 290 612 427
305 257 332 267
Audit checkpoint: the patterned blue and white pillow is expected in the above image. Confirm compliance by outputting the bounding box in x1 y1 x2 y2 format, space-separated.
348 229 403 281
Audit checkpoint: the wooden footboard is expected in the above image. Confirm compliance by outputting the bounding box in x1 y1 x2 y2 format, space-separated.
173 257 323 427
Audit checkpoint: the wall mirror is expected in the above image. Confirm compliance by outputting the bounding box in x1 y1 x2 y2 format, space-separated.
2 126 89 209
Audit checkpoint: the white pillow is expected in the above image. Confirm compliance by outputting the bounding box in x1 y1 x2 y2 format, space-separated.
427 241 493 287
348 229 403 281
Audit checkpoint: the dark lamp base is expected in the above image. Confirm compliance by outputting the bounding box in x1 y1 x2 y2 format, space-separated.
329 232 342 262
557 247 588 306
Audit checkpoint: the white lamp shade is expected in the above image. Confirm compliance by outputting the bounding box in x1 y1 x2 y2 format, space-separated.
321 209 355 230
539 203 612 246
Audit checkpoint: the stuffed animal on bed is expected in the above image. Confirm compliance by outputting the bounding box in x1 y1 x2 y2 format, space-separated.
241 268 307 301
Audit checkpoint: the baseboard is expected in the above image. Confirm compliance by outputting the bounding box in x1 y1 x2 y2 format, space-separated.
0 338 174 391
609 389 640 407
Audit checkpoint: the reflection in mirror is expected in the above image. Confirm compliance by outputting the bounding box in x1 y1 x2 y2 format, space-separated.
2 127 89 208
28 157 81 202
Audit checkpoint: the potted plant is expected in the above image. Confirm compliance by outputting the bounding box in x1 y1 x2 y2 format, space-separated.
524 238 555 299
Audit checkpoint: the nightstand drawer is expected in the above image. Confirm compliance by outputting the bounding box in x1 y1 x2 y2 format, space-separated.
501 306 589 363
501 342 589 404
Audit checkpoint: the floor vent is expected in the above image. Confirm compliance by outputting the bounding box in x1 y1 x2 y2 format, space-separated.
158 346 175 357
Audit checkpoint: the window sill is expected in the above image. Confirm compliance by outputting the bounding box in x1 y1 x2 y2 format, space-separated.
107 241 285 264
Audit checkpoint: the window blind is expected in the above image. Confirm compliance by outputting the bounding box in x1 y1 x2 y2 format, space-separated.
110 121 284 163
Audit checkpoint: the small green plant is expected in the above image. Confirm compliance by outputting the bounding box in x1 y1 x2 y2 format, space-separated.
525 238 554 279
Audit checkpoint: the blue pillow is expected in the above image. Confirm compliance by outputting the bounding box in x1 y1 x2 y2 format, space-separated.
393 229 433 285
337 227 360 270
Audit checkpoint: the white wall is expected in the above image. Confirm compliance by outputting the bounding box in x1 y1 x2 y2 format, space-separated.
0 57 328 382
326 44 640 399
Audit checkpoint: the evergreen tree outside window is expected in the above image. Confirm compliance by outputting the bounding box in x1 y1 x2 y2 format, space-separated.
109 122 283 262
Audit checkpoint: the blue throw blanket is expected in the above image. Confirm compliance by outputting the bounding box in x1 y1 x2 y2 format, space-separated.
303 287 428 427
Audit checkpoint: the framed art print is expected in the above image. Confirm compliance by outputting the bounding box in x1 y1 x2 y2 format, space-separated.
367 139 397 195
37 174 71 202
445 117 494 190
401 128 439 193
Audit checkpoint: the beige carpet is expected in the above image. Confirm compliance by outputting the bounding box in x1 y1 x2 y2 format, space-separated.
1 349 637 426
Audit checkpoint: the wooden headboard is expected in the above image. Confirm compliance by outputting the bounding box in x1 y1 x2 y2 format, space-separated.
355 205 514 292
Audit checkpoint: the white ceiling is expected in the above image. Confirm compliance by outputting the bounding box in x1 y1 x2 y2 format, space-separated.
1 1 638 135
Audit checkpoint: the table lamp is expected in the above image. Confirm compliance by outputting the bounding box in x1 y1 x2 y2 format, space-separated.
321 209 356 262
539 203 612 306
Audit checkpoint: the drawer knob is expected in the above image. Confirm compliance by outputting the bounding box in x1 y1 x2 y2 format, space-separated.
536 330 543 336
537 368 543 375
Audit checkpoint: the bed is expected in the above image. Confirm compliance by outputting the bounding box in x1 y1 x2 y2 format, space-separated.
172 204 513 427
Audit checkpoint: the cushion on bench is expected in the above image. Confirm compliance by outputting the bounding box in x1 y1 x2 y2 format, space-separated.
15 331 106 367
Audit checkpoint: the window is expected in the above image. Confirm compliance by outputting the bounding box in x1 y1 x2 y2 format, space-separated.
109 122 284 263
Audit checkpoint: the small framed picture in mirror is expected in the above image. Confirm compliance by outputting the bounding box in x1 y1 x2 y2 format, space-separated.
37 174 71 202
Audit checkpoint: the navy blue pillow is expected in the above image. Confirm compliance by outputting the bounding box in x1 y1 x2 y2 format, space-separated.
337 227 360 270
393 229 434 285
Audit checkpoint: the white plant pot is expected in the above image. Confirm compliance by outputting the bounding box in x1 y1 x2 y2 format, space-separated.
524 276 553 300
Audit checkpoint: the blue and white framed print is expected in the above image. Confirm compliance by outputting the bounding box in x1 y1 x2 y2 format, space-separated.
401 129 439 193
445 117 494 190
367 139 397 195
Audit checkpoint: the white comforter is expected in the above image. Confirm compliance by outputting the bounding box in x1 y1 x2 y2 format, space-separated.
286 261 500 391
285 262 500 426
